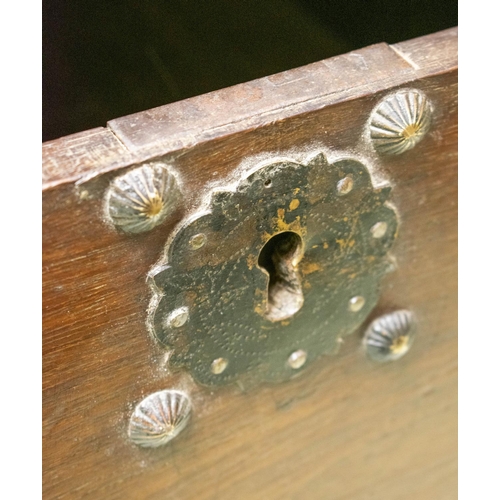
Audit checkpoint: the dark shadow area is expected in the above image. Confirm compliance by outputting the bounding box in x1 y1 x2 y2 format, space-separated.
43 0 457 141
258 231 304 322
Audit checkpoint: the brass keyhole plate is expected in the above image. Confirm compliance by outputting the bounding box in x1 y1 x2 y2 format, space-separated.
148 154 398 387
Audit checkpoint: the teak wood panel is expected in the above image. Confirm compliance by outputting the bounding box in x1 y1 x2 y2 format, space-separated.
43 28 457 499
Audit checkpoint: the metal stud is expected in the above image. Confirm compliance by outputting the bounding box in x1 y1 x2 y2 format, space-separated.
337 176 353 195
370 221 388 239
363 310 416 362
128 390 191 448
348 296 366 312
107 162 180 234
189 233 207 250
165 307 189 328
211 358 228 374
370 89 432 155
287 349 307 369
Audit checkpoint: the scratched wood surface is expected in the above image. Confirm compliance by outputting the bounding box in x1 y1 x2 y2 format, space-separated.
43 28 457 499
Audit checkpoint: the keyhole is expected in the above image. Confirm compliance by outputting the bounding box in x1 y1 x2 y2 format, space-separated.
258 231 304 322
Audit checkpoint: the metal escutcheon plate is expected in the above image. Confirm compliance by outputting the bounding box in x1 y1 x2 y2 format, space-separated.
148 153 398 387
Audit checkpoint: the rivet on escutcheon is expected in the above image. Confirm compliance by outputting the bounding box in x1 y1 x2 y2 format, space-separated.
165 307 189 328
211 357 229 374
370 221 388 239
189 233 207 250
348 296 366 312
336 176 354 195
288 349 307 369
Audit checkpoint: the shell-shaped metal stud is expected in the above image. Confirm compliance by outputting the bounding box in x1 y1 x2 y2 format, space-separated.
363 310 416 362
107 163 180 234
370 90 432 155
128 390 191 448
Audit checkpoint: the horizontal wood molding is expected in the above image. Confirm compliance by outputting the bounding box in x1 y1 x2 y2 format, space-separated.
43 28 457 190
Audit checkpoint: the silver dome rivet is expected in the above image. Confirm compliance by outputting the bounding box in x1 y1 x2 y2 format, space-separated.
128 390 191 448
211 358 228 374
363 310 416 362
107 163 180 234
165 307 189 328
348 296 365 312
337 176 353 195
370 89 432 155
370 221 388 239
287 349 307 369
189 233 207 250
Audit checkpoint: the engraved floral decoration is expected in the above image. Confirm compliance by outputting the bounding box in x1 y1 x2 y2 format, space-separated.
148 154 398 386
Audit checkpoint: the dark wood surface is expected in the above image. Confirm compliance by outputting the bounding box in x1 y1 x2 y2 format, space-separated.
43 28 457 499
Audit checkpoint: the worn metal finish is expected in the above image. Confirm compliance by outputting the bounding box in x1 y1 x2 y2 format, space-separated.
148 154 398 387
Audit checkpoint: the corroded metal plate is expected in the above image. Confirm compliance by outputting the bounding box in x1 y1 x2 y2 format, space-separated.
148 154 398 386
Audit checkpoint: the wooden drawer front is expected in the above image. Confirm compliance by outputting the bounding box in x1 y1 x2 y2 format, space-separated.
43 28 457 499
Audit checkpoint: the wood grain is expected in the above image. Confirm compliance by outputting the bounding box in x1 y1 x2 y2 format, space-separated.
42 127 134 190
43 28 457 499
